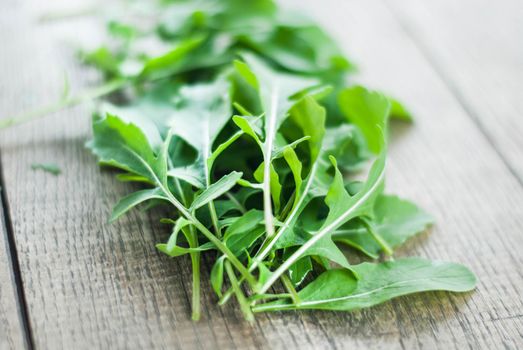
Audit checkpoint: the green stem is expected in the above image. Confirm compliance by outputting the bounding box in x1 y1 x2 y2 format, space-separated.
224 260 254 322
247 293 292 303
174 178 201 320
218 279 238 306
188 228 201 321
225 192 246 214
261 87 279 239
361 217 393 256
0 79 126 129
208 200 221 238
252 302 294 313
280 274 300 305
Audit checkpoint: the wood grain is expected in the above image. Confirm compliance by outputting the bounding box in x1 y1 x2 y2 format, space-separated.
384 0 523 182
0 176 26 349
0 0 522 349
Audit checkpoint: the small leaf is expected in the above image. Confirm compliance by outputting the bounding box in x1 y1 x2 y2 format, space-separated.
140 35 206 78
166 218 192 253
334 195 434 257
288 96 326 163
288 256 312 286
31 163 61 175
254 162 282 213
224 210 265 254
338 86 390 154
156 241 215 257
110 188 168 223
210 256 225 297
388 97 413 122
190 171 243 211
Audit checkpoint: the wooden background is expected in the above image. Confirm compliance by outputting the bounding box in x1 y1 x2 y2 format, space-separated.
1 0 522 349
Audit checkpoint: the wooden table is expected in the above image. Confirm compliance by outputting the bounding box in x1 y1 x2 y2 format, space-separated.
1 0 522 349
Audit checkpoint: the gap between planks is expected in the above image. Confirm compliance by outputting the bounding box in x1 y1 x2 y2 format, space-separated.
0 151 35 350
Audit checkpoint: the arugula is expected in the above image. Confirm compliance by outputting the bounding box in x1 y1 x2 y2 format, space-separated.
5 0 477 320
31 163 61 175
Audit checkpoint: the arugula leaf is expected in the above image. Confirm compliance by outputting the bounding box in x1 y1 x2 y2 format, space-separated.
110 188 168 223
31 163 61 175
389 97 413 122
88 114 166 183
338 86 391 154
334 195 434 258
252 258 477 312
191 171 243 211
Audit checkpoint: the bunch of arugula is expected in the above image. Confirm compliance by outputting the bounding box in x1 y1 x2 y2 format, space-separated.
25 0 479 320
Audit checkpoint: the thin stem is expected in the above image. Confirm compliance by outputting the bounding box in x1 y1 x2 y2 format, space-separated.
225 192 246 214
175 178 201 321
0 79 126 129
361 217 393 256
280 274 300 305
247 293 292 303
203 122 222 238
224 260 254 322
218 279 238 306
252 302 294 313
188 228 201 321
261 87 279 239
208 202 221 238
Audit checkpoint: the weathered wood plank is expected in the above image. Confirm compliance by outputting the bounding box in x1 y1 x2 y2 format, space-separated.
384 0 523 181
0 178 27 349
0 0 522 349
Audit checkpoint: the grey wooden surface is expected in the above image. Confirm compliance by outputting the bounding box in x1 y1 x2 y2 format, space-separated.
0 0 522 349
386 0 523 181
0 186 26 350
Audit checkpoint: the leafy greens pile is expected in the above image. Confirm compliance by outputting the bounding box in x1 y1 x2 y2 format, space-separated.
78 0 476 320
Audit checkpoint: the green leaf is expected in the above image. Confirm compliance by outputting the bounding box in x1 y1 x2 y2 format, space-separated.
283 147 303 209
320 124 370 172
156 241 215 257
334 195 434 257
140 35 206 79
254 162 282 213
288 256 312 286
224 210 264 239
210 256 226 297
88 114 164 183
31 163 61 175
389 97 413 122
110 188 168 223
253 258 477 312
234 54 318 127
168 166 205 188
288 96 326 163
166 218 192 253
224 210 265 255
190 171 243 211
338 86 391 154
